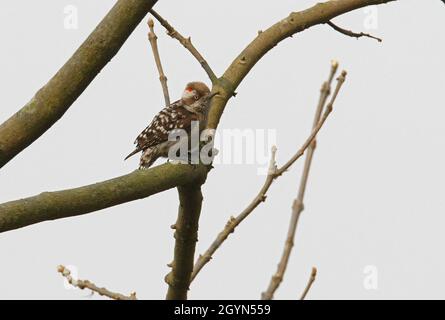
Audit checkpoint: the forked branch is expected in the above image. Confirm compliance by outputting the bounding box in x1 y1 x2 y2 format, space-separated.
0 0 396 240
262 63 344 300
191 70 347 283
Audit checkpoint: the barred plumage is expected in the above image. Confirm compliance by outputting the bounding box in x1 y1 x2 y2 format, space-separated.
125 82 215 168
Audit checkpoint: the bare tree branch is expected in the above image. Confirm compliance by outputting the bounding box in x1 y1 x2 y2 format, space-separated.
261 63 343 300
57 265 137 300
165 185 203 300
0 163 210 234
149 9 218 84
327 21 382 42
206 0 395 130
148 18 170 106
276 72 347 176
300 267 317 300
190 82 341 283
0 0 159 169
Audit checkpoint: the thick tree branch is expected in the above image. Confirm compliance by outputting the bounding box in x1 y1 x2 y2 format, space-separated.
57 265 137 300
0 163 209 234
149 9 218 84
0 0 158 169
262 64 344 300
327 21 382 42
165 184 203 300
206 0 395 130
148 18 170 106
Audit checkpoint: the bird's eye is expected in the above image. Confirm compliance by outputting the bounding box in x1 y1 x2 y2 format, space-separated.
194 95 199 100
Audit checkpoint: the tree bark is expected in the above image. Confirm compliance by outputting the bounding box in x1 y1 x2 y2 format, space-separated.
0 163 209 233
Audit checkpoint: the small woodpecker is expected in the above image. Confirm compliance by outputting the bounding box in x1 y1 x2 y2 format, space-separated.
125 82 216 168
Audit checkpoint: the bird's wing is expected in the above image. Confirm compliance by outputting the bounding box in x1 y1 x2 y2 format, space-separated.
134 100 197 149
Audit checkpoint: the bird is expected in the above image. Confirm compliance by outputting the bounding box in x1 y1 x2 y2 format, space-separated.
125 82 216 169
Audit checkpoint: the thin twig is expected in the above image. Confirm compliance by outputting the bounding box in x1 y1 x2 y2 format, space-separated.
149 9 217 84
300 267 317 300
190 73 345 283
147 18 170 106
277 70 347 176
327 21 382 42
261 61 340 300
57 265 137 300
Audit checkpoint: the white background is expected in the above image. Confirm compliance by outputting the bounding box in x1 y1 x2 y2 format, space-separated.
0 0 444 299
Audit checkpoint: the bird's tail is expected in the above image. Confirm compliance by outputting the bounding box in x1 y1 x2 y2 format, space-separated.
139 148 158 169
124 148 140 161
